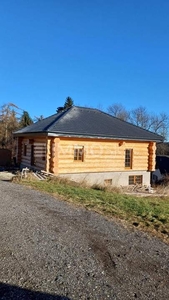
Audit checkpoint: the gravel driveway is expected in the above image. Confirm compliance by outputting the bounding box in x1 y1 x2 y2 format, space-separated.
0 181 169 300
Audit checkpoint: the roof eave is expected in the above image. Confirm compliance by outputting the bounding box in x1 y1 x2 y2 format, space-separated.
47 132 162 142
13 130 163 142
13 131 48 137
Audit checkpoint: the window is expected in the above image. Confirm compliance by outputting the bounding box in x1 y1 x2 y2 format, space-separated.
129 175 143 185
74 146 84 161
23 144 27 156
104 179 112 186
125 149 133 169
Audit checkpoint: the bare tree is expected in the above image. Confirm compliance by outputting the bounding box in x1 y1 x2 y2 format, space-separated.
107 103 169 140
0 103 19 151
34 115 44 122
156 142 169 155
149 113 169 137
129 106 150 129
0 103 35 161
107 103 130 121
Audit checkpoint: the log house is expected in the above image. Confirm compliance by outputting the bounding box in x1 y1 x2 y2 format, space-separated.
14 106 163 186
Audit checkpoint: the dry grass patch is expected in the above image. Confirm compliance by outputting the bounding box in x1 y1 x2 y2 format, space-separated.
19 176 169 244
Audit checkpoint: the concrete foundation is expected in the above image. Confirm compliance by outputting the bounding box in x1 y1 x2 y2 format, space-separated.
59 171 151 187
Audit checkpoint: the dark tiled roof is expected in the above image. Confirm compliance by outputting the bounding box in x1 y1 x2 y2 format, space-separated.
14 106 163 142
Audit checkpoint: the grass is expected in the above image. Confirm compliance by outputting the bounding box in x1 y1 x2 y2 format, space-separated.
19 177 169 243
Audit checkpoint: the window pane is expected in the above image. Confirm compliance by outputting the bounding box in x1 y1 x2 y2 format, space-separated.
74 149 78 160
135 175 142 184
129 175 143 185
125 149 132 168
74 147 84 161
129 176 134 185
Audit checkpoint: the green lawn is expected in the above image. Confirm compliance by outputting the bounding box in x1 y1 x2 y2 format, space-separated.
20 178 169 243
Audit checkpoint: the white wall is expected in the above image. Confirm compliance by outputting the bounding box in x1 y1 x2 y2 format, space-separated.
59 171 151 187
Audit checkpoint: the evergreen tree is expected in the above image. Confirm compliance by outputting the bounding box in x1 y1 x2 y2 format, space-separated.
64 96 73 109
56 96 74 113
20 111 33 127
56 106 64 113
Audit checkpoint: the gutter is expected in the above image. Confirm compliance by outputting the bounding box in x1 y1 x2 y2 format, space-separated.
13 131 163 143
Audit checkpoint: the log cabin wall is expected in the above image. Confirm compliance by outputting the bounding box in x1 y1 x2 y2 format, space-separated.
46 137 59 173
16 137 23 165
20 137 47 170
56 137 151 174
148 142 156 171
17 136 157 179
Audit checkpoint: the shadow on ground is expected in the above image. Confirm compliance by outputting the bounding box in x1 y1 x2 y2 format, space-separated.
0 282 71 300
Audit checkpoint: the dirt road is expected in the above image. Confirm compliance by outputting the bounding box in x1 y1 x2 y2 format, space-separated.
0 181 169 299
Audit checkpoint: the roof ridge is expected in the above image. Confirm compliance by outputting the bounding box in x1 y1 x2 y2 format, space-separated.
45 106 73 131
73 105 101 111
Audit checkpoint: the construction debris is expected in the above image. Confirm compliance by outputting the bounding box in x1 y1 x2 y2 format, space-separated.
32 171 46 180
21 167 30 179
20 168 55 180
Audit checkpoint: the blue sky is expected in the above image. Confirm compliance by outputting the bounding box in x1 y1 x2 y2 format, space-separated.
0 0 169 119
